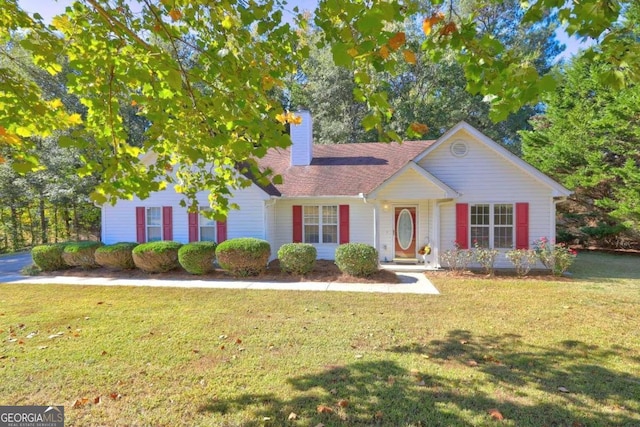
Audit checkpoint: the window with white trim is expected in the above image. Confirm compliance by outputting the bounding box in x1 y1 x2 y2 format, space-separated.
199 210 216 242
470 203 513 248
146 207 162 242
303 205 338 244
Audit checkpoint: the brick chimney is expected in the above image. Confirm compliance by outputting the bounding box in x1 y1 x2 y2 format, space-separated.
290 110 312 166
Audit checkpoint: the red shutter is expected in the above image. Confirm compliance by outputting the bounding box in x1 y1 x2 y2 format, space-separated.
216 221 227 243
456 203 469 249
188 212 199 242
162 206 173 240
515 202 529 249
136 207 146 243
339 205 350 244
292 205 303 243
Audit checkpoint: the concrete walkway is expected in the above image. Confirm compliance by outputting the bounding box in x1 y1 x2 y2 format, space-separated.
1 272 439 294
0 251 439 294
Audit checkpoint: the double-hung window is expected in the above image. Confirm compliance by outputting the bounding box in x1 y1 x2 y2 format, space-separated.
470 203 513 248
199 210 216 241
303 205 338 243
146 207 162 242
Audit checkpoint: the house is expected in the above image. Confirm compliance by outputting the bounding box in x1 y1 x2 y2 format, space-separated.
101 111 571 268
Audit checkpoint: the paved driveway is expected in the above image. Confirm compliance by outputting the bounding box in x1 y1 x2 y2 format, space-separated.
0 252 32 280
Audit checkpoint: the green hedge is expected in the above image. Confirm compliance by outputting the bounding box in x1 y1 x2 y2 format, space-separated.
277 243 317 275
335 243 379 277
62 241 103 268
178 242 217 275
95 242 138 270
132 241 182 273
31 243 69 271
215 238 271 277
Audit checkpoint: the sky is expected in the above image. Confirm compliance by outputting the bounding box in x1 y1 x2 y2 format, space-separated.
19 0 585 60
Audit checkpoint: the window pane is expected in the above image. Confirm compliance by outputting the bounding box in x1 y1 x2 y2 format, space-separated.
200 227 216 241
471 204 489 225
494 227 513 248
322 206 338 224
304 225 319 243
200 210 216 227
494 204 513 226
303 206 319 224
147 227 162 242
323 225 337 243
471 226 490 247
147 207 161 226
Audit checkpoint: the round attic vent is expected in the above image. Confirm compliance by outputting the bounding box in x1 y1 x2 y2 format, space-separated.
450 140 468 157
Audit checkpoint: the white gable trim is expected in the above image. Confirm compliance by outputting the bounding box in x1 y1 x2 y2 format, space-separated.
413 121 572 197
368 161 459 199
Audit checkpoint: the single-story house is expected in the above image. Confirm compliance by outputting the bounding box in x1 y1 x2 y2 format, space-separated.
101 111 571 268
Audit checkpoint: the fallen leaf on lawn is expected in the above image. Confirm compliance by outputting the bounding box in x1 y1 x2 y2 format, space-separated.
460 340 469 345
235 338 242 344
101 351 108 356
467 360 479 367
26 331 38 339
220 345 225 350
317 405 334 414
315 424 325 427
0 355 7 359
262 417 271 421
219 335 227 340
421 354 430 359
410 369 421 377
192 349 200 354
38 346 47 350
49 332 64 339
109 392 121 400
18 339 25 345
73 398 89 408
94 396 101 404
97 301 104 305
7 338 17 343
73 332 80 337
572 422 585 427
558 386 570 393
337 399 349 407
18 323 25 329
329 388 338 395
354 354 363 359
288 412 298 420
488 408 504 420
374 410 384 419
387 375 396 385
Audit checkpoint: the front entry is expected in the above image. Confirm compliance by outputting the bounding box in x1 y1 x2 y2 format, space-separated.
394 207 416 259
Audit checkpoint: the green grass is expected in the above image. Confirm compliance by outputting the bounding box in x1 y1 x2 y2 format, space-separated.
1 251 639 426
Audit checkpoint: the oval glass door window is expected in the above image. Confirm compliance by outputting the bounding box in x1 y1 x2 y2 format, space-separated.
396 209 413 250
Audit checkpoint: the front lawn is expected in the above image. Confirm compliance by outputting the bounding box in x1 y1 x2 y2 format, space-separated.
1 251 638 426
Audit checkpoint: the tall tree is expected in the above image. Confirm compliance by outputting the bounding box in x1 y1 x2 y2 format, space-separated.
520 55 640 246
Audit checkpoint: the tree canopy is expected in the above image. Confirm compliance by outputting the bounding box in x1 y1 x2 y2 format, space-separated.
1 0 638 216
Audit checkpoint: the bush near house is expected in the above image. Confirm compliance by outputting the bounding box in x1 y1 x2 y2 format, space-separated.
335 243 379 277
95 242 138 270
178 242 218 275
62 241 103 268
216 238 270 277
132 241 182 273
31 243 70 271
277 243 317 275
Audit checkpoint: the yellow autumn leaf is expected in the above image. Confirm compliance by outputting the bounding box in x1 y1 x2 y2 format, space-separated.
422 17 433 35
51 15 71 32
262 75 275 90
290 114 302 125
222 15 233 29
403 49 417 65
67 113 83 126
50 99 64 109
0 126 21 145
276 113 287 124
347 47 358 57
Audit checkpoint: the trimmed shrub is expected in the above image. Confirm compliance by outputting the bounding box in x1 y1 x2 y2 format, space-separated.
277 243 317 275
178 242 218 275
95 242 138 270
132 241 182 273
62 241 103 268
335 243 379 277
31 243 69 271
216 238 271 277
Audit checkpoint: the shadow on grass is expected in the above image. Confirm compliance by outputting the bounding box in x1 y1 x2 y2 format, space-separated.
571 251 640 281
199 330 639 426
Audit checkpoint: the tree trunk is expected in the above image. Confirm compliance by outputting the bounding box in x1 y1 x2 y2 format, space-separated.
63 207 71 239
53 207 59 243
73 202 80 241
10 206 19 251
39 194 47 244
